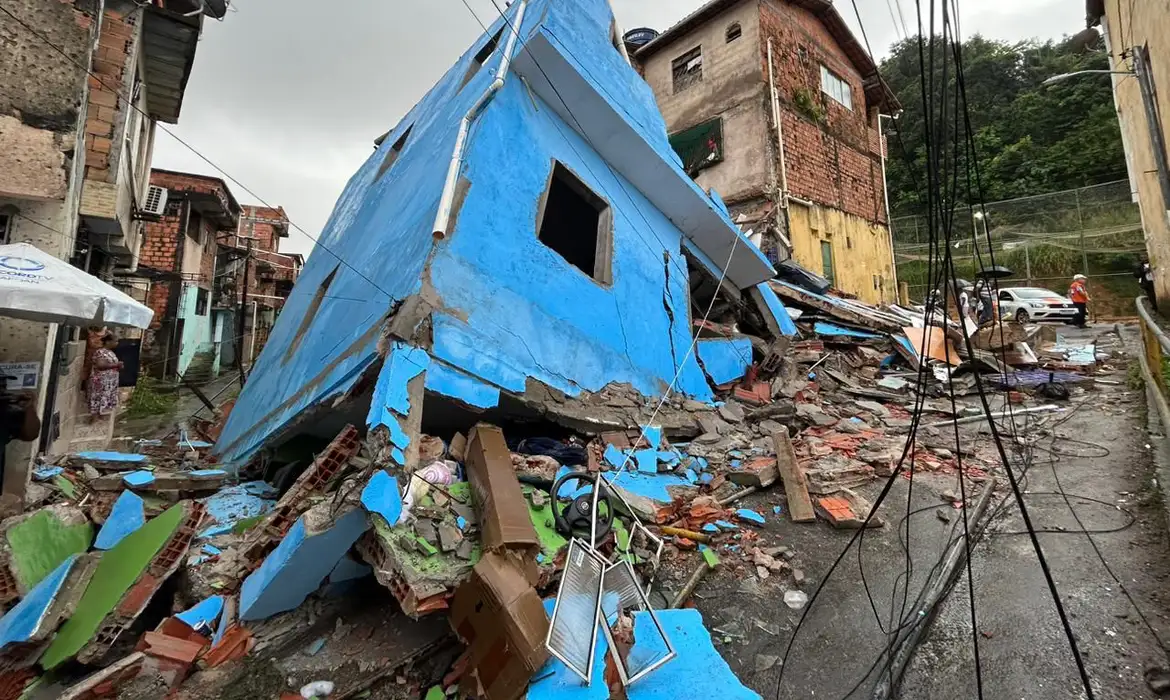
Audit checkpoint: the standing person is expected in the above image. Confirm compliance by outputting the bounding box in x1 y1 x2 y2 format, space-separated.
1069 274 1091 328
0 381 40 487
87 333 123 421
1137 259 1157 310
975 280 995 326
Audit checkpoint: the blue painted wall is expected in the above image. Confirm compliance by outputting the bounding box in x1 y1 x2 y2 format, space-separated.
216 0 741 465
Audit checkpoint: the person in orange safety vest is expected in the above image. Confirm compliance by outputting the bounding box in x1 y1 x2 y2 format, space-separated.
1069 274 1090 328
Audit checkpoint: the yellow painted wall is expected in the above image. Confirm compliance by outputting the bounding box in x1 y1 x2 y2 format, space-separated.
788 201 896 304
1097 2 1170 303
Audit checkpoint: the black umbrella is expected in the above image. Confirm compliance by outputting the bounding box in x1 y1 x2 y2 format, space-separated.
976 265 1014 280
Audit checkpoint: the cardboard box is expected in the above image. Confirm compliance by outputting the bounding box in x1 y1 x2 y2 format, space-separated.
450 552 550 700
465 424 540 556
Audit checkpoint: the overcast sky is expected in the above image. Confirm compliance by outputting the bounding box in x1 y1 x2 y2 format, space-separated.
153 0 1086 256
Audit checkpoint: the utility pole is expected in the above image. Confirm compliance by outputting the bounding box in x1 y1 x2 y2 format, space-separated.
236 238 252 388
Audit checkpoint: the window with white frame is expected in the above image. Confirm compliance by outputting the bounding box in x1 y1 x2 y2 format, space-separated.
820 65 853 110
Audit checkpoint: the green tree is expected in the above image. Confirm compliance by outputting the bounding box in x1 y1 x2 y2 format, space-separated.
881 35 1127 214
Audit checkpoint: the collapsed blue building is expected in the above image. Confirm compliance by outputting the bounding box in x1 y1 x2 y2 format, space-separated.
214 0 793 470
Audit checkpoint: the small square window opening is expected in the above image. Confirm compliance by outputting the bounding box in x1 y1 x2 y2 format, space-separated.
460 27 506 91
821 240 835 286
726 23 742 43
672 46 703 93
376 125 413 180
537 162 613 285
195 288 209 316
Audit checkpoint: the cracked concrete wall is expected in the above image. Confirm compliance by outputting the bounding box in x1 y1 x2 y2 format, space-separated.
0 0 99 201
214 0 717 466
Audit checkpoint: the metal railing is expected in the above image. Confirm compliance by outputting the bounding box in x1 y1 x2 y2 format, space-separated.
1136 296 1170 428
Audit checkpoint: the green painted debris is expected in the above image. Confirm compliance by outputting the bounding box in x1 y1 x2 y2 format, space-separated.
701 546 720 569
611 519 639 565
232 514 264 535
416 536 438 556
425 687 445 700
6 507 92 591
523 486 567 558
53 475 76 499
41 503 186 669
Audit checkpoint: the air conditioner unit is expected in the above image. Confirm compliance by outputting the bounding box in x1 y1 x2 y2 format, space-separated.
141 186 168 217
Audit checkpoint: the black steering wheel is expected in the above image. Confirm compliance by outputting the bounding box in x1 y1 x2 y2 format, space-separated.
550 470 613 543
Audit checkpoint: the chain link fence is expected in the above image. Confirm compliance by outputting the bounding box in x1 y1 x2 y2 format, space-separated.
893 180 1145 317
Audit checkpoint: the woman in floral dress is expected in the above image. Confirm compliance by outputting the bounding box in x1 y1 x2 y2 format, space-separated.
88 334 123 419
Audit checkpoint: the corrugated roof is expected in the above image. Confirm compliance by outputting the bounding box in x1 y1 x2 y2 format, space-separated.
636 0 899 112
141 7 203 124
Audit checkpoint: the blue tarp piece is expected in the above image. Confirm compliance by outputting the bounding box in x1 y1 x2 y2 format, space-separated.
95 491 146 550
754 282 799 337
122 471 155 487
0 555 76 648
74 451 147 463
814 322 881 339
696 337 753 386
361 471 403 525
176 596 224 631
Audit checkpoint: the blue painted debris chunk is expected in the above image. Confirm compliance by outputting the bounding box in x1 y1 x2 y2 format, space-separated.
773 506 783 516
424 361 501 409
754 282 798 337
634 449 658 474
361 471 403 526
602 471 695 504
95 491 146 550
176 596 224 631
74 451 147 463
695 337 754 386
525 599 609 700
625 609 761 700
366 342 431 429
641 426 663 450
0 555 76 648
203 544 222 556
198 482 276 539
714 520 737 531
240 508 370 621
328 554 372 583
603 444 626 469
32 466 63 481
189 469 227 478
122 471 155 487
701 523 719 534
736 509 766 526
813 321 881 339
457 516 468 531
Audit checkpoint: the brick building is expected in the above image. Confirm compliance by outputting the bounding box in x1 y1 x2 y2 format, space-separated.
0 0 224 492
216 205 302 369
139 170 240 381
633 0 901 303
139 172 301 380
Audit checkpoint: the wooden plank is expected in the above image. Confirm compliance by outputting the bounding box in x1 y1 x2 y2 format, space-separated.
772 428 816 523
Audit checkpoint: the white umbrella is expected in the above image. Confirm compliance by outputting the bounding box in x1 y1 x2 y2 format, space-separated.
0 242 153 328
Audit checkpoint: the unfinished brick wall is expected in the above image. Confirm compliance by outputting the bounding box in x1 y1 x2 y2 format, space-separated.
83 4 138 185
759 0 886 224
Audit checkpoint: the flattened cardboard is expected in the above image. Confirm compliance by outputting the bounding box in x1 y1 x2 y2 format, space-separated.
465 424 540 555
450 552 549 700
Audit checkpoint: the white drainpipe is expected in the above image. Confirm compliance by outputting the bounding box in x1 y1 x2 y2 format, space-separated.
432 0 529 237
766 39 790 206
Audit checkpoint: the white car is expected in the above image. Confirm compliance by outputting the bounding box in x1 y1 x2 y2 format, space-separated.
997 287 1078 323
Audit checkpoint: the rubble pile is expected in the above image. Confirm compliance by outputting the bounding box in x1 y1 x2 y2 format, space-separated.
0 274 1115 700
